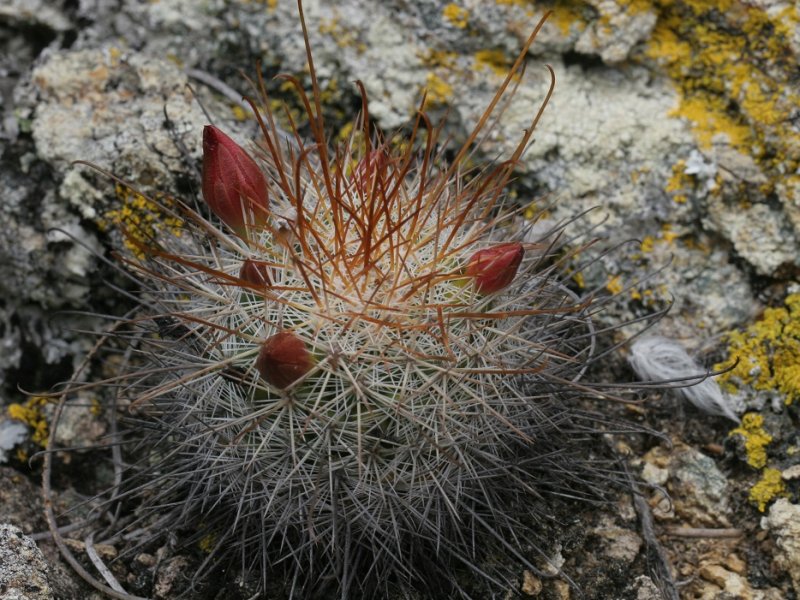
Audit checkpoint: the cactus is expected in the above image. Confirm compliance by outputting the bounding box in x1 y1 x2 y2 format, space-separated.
52 5 664 600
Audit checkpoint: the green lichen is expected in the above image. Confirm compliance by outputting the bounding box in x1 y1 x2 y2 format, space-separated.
715 294 800 405
749 467 787 512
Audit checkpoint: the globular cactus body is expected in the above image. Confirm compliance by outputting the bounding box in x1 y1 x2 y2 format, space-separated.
56 6 658 599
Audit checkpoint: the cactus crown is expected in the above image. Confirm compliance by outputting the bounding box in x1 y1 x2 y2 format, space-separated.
48 4 662 599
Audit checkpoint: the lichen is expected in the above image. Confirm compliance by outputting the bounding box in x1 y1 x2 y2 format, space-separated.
442 3 469 29
749 467 787 512
7 396 50 448
198 533 216 553
424 72 453 106
535 0 799 216
665 160 692 204
98 184 184 260
319 17 365 51
715 294 800 405
606 275 623 295
473 49 509 77
641 1 800 199
729 413 772 469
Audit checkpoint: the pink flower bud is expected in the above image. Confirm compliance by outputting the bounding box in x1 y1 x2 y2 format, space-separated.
466 242 524 294
239 258 272 289
256 332 314 389
202 125 269 238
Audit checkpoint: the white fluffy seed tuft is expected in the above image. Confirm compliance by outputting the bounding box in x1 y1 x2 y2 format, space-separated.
628 336 740 422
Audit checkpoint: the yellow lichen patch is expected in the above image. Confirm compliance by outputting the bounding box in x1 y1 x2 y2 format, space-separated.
420 50 459 107
619 0 654 15
473 49 510 77
198 533 216 553
749 467 787 512
730 413 772 469
715 294 800 405
665 160 693 204
549 3 587 36
231 104 250 122
442 3 469 29
318 17 363 50
642 1 800 199
337 121 354 143
660 223 678 244
100 184 184 260
640 236 655 253
89 397 103 417
672 96 752 150
424 72 453 107
7 396 51 448
523 200 549 221
606 275 623 295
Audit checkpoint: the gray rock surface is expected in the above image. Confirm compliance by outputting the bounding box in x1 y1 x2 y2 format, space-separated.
0 524 52 600
764 499 800 596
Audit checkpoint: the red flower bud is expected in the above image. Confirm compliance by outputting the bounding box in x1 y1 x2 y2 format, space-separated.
465 242 524 294
256 332 314 389
202 125 269 238
239 258 272 290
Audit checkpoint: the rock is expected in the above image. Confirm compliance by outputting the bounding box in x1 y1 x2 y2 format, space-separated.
48 393 107 450
699 564 753 599
669 445 731 526
0 523 52 600
0 0 72 33
624 575 661 600
764 499 800 596
0 419 27 463
521 569 542 596
0 467 45 534
575 1 658 63
591 517 642 564
153 556 192 600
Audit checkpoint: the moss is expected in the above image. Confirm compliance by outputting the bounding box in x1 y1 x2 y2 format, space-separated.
749 467 787 512
7 396 50 448
730 413 772 469
715 294 800 405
